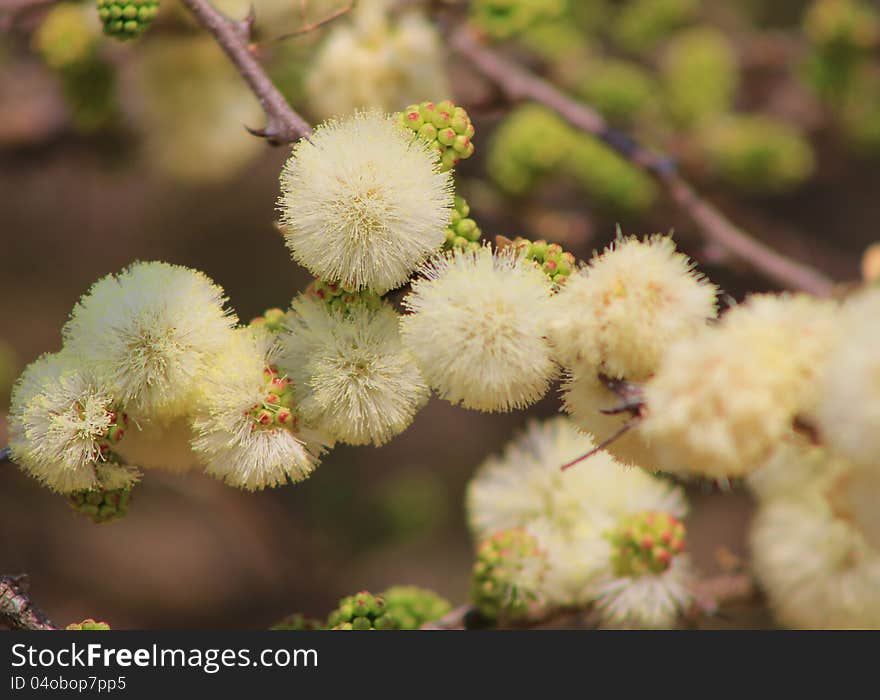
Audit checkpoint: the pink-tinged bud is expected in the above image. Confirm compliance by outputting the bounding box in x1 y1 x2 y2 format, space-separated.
437 128 456 146
452 135 471 154
418 123 438 141
256 410 273 426
670 538 685 553
263 367 277 379
642 536 654 549
276 408 293 425
462 141 475 158
315 288 326 299
106 410 117 424
543 260 558 275
654 547 671 566
121 413 129 427
661 531 672 544
270 376 289 391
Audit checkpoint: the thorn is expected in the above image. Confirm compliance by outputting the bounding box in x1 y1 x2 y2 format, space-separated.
239 3 256 37
560 417 639 471
244 123 283 146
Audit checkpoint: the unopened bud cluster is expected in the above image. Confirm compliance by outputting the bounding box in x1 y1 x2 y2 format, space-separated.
327 591 397 630
66 619 111 630
398 100 475 171
509 237 575 285
248 366 298 433
306 279 382 315
444 196 482 251
470 528 544 621
607 511 686 577
68 484 132 524
96 0 159 41
271 613 324 631
249 308 287 333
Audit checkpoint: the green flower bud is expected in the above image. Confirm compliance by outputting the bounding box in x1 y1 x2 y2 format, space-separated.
95 0 159 40
607 511 686 577
470 529 546 622
66 619 111 630
381 586 452 629
443 196 482 252
68 484 132 524
395 100 476 172
327 591 399 630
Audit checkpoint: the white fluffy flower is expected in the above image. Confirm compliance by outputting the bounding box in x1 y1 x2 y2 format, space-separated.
639 293 839 479
815 288 880 468
278 295 429 446
467 417 688 608
191 328 325 491
401 246 557 412
278 110 453 293
63 262 238 424
8 352 139 493
750 451 880 629
549 234 718 379
590 555 695 629
306 0 450 119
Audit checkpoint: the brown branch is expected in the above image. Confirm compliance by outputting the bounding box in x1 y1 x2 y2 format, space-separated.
449 27 835 298
0 0 58 30
0 575 59 630
178 0 313 145
265 0 356 44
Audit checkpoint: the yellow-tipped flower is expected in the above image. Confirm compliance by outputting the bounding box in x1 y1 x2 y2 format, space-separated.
279 295 429 446
63 262 237 424
816 288 880 468
750 446 880 629
191 328 326 491
639 293 840 479
401 246 556 412
278 110 453 293
9 351 139 493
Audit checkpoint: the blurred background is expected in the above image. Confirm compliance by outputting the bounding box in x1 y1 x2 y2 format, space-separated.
1 0 877 627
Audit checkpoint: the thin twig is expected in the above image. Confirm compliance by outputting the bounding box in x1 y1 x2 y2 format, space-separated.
449 27 835 298
560 417 639 471
0 575 59 630
265 0 355 44
178 0 313 145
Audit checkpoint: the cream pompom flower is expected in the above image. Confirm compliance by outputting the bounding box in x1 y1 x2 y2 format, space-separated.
305 0 450 119
467 417 688 609
639 293 839 479
278 295 429 446
815 288 880 468
401 246 557 412
191 327 325 491
278 110 453 293
549 234 719 379
750 449 880 629
63 261 237 424
9 351 139 493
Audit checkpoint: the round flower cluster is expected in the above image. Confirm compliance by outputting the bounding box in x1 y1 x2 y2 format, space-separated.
470 529 546 622
304 279 383 316
397 100 476 171
466 418 693 627
327 591 397 630
305 0 450 119
68 483 132 524
443 196 482 252
749 444 880 628
96 0 159 41
381 586 452 629
639 293 840 479
506 237 576 286
66 619 111 630
249 308 287 333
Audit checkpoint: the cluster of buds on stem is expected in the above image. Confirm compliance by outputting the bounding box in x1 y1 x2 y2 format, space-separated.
397 100 476 171
68 483 132 524
66 619 111 630
444 196 482 252
96 0 159 41
249 308 287 333
498 236 576 286
327 591 397 630
607 511 686 577
470 528 545 622
248 366 298 433
305 279 383 315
